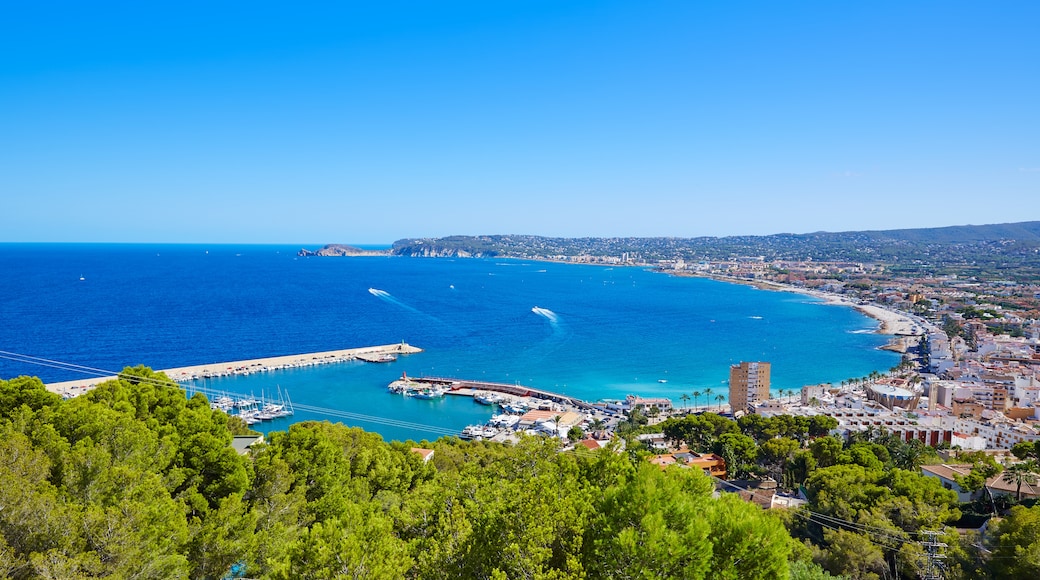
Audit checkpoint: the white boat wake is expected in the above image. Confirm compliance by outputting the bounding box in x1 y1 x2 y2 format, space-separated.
531 306 559 324
368 287 424 315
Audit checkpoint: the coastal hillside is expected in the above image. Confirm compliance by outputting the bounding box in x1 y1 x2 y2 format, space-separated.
0 370 794 579
850 221 1040 243
302 220 1040 266
297 244 389 257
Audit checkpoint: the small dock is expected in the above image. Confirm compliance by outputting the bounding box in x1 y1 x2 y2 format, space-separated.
44 343 423 396
388 374 623 442
399 376 611 414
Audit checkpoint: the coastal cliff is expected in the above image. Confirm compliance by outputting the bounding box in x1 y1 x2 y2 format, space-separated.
391 236 501 258
297 244 390 257
299 238 502 258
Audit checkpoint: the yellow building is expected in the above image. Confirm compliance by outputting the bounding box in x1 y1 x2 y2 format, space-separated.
729 361 771 413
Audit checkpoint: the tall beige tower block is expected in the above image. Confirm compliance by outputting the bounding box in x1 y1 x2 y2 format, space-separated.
729 361 771 413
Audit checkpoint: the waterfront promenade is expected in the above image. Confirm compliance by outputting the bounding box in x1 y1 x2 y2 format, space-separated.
44 343 422 397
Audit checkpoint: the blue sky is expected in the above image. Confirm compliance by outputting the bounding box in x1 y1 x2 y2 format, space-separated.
1 1 1037 243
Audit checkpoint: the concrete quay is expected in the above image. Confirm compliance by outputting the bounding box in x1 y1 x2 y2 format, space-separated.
396 375 619 415
45 343 422 397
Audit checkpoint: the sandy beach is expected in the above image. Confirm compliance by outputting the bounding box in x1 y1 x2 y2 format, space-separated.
796 290 919 335
680 272 922 337
44 343 422 397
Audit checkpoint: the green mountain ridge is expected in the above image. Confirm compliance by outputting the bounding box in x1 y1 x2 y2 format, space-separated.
380 221 1040 270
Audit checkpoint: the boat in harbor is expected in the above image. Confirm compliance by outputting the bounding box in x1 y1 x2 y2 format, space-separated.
358 352 398 363
501 401 528 414
459 422 502 440
411 386 447 400
474 392 504 406
488 414 520 428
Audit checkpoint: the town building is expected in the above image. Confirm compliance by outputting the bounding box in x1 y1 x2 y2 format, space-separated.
729 361 771 414
649 450 727 479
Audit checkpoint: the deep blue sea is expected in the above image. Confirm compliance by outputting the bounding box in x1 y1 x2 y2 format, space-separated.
0 244 897 441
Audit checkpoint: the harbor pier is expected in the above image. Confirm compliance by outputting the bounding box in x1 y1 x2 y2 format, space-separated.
391 375 616 414
44 343 422 396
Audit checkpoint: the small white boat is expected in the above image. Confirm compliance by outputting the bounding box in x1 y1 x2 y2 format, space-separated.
412 387 447 400
502 402 528 414
475 392 504 406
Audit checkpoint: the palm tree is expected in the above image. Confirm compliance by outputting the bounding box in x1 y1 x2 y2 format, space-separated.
892 440 926 471
1002 461 1039 502
680 393 691 411
692 390 702 410
715 393 725 411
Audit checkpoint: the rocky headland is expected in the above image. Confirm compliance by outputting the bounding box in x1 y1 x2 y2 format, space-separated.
297 244 391 257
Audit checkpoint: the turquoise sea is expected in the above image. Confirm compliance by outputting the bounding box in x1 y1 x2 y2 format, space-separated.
0 244 897 441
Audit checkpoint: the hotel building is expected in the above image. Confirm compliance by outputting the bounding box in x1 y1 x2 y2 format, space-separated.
730 361 771 413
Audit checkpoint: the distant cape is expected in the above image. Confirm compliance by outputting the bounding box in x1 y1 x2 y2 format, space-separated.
297 244 390 257
300 220 1040 266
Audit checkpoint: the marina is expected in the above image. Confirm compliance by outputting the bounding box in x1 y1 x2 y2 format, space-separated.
387 373 620 442
197 384 296 425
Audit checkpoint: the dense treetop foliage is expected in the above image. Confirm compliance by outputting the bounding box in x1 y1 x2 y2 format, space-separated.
3 369 1039 579
0 370 794 579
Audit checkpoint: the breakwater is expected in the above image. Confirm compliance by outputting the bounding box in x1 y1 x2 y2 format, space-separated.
392 375 614 414
44 343 422 397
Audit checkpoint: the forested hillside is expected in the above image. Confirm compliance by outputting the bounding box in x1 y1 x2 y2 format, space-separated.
0 369 791 579
3 369 1040 579
386 221 1040 268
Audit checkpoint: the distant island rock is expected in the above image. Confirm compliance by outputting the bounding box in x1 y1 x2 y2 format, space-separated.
299 237 502 258
297 244 391 257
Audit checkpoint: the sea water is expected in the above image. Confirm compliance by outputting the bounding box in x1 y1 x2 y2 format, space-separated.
0 244 898 441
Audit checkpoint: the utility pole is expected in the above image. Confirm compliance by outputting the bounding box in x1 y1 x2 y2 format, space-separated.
920 530 947 580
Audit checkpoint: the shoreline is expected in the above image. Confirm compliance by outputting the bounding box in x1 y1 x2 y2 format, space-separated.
44 343 422 397
667 270 925 349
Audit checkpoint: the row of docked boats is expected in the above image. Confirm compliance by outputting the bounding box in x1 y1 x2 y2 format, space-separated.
387 380 450 399
208 389 295 425
474 391 505 406
460 414 522 440
460 411 570 441
459 402 533 440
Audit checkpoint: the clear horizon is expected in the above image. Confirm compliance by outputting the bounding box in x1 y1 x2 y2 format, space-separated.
2 1 1038 243
0 217 1035 247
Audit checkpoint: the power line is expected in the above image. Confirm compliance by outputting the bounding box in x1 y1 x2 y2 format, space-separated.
713 475 918 543
800 510 915 545
0 350 460 437
920 530 948 580
183 381 459 436
712 473 955 578
0 350 121 379
791 510 908 551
